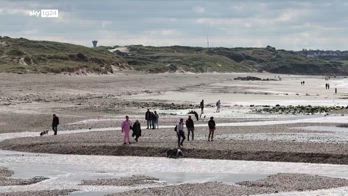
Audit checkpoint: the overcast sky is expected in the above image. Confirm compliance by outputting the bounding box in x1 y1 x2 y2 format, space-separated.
1 0 348 50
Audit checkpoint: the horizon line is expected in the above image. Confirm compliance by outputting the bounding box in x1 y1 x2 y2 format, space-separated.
2 35 348 52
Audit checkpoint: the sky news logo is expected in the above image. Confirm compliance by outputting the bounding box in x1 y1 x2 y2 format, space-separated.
29 9 59 18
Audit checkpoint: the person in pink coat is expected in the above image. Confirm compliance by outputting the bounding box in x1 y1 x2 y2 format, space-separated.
121 116 132 145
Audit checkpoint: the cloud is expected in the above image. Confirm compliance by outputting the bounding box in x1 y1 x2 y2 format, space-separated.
1 0 348 50
195 8 309 28
101 20 113 29
146 17 178 23
0 7 30 16
192 6 205 14
145 29 182 36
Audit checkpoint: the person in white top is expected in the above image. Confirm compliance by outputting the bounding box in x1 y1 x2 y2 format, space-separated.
175 118 186 147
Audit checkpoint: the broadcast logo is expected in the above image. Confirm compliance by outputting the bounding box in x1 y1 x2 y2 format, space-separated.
29 9 59 18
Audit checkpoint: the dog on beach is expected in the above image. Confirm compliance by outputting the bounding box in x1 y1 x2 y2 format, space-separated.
166 148 184 158
40 130 49 136
188 110 199 121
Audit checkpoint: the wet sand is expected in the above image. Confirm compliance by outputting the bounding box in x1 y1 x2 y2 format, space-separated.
0 167 47 186
0 168 12 178
0 189 76 196
80 175 161 186
108 173 348 196
1 124 347 164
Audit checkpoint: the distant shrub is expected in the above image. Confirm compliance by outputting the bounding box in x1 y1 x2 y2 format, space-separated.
90 57 105 64
167 64 177 72
148 66 168 73
6 49 25 56
47 54 69 60
76 53 88 61
68 53 88 62
32 55 47 64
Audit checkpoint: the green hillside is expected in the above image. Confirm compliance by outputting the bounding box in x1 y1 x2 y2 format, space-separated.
1 36 347 75
0 36 127 74
121 45 348 75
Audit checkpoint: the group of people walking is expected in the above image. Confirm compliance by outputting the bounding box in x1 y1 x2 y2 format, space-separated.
300 81 337 94
325 83 330 90
145 109 159 129
122 99 220 146
300 79 336 92
120 109 160 145
120 116 142 144
51 100 218 148
324 83 338 94
120 113 217 147
174 116 216 147
200 99 222 115
174 115 195 147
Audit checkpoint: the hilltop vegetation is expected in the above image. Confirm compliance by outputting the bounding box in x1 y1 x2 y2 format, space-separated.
1 36 348 75
0 36 127 74
119 45 348 75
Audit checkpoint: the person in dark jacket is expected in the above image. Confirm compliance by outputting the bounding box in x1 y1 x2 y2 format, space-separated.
208 116 216 141
150 112 156 129
185 116 195 141
52 114 59 135
132 120 142 142
153 111 159 129
216 100 221 113
145 109 152 129
200 99 204 117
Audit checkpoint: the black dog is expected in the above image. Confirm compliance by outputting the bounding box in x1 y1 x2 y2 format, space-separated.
188 110 199 121
40 130 49 136
166 148 184 158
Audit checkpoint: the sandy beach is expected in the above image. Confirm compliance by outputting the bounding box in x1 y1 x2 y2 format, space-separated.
0 72 348 195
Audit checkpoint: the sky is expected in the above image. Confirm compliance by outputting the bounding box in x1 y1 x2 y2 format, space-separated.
1 0 348 50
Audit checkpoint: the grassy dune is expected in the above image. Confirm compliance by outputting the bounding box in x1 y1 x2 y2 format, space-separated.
0 36 127 74
119 45 348 74
1 36 348 75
